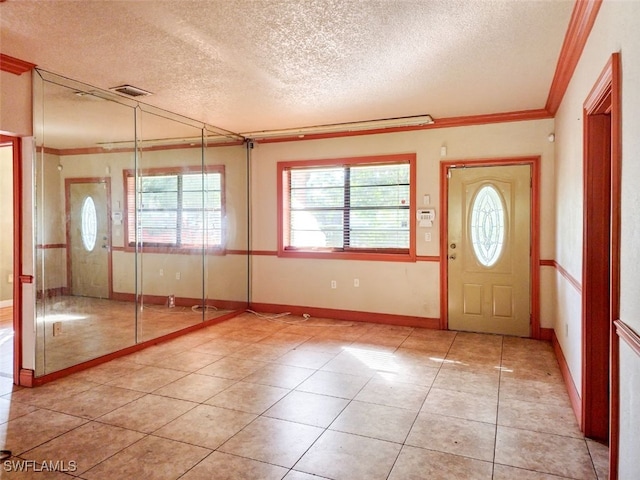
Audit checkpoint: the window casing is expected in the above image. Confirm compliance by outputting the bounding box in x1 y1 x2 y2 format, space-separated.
124 166 225 253
278 154 416 261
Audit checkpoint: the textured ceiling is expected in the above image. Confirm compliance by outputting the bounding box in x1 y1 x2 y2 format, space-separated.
1 0 574 136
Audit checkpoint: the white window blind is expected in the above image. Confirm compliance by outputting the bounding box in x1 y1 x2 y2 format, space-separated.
126 169 223 249
284 162 410 252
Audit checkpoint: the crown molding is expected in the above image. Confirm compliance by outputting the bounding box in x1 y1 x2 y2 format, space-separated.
0 53 36 75
545 0 603 115
253 108 552 144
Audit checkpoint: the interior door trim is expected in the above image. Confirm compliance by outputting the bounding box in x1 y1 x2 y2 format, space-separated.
439 156 541 338
582 52 621 478
1 135 23 384
64 177 113 299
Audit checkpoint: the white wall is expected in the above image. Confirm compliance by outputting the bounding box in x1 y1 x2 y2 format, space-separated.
250 119 555 324
0 67 36 371
619 341 640 480
0 70 32 137
20 138 36 372
35 152 66 293
554 0 640 476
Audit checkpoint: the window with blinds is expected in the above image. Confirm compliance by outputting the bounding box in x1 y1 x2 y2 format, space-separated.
280 155 414 257
124 167 224 251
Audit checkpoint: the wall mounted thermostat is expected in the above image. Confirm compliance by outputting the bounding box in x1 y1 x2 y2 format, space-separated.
417 209 436 227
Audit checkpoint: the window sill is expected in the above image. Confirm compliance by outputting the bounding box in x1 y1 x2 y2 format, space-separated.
124 245 226 255
278 249 415 262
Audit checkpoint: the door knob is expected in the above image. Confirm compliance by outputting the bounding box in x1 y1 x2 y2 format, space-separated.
448 254 456 260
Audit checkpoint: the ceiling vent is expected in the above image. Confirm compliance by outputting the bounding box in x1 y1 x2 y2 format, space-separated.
109 84 153 97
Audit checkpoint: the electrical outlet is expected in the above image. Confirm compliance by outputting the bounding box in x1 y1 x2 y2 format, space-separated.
354 278 359 287
53 322 62 336
175 272 181 280
331 280 337 289
425 232 432 242
7 274 13 284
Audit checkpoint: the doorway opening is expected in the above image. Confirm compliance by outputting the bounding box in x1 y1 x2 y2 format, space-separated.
0 134 22 385
440 157 541 338
0 142 14 378
581 53 621 478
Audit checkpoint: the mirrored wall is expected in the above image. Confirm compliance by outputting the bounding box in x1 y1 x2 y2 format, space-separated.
33 70 249 376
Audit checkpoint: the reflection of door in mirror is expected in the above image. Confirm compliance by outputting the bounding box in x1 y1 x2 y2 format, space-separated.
66 179 111 299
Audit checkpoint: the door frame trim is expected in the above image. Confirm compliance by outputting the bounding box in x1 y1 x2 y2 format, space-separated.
64 177 113 299
0 135 23 384
581 52 620 477
439 156 541 338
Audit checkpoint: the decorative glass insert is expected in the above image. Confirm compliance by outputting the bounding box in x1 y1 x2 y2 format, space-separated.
81 196 97 251
470 184 505 267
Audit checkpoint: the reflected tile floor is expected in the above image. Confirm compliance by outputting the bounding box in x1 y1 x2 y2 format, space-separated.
1 313 608 479
35 296 233 374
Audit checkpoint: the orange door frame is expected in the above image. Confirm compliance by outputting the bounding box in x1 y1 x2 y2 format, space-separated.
582 52 621 478
1 134 23 385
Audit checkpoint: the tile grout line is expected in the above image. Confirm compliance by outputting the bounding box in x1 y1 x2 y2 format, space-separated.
197 322 366 477
383 330 458 480
287 330 381 478
491 334 505 480
4 319 594 479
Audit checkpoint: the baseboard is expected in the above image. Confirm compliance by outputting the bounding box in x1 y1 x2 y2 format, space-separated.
35 287 68 300
249 302 440 329
540 327 553 341
19 368 34 387
0 299 13 309
551 330 582 427
111 292 248 311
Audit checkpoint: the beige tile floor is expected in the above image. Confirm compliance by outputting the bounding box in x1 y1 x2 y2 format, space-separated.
0 312 609 479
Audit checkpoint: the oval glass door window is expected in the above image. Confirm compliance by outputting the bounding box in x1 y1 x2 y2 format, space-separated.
81 196 98 251
470 184 505 267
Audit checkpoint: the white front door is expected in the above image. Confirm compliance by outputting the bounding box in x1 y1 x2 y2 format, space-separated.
447 165 531 336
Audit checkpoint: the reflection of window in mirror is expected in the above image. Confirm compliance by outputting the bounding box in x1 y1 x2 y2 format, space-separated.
123 166 225 253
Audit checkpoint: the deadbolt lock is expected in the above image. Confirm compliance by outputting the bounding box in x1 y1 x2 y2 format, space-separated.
450 243 456 249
